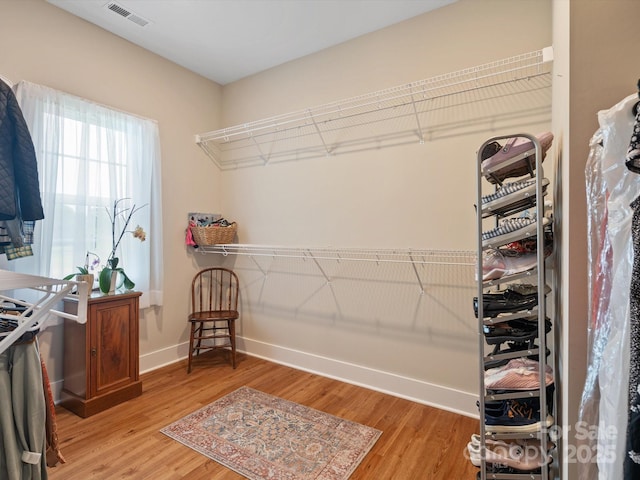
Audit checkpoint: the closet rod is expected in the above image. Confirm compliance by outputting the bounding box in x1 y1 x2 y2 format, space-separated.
197 244 476 266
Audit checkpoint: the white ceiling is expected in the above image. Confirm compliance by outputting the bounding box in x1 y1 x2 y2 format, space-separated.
46 0 456 85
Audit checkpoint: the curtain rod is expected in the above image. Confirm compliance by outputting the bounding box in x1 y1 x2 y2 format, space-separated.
15 80 159 125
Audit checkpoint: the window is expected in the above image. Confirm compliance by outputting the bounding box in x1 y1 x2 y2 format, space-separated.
13 81 163 308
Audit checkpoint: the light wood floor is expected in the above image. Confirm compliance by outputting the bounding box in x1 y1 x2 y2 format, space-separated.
48 353 480 479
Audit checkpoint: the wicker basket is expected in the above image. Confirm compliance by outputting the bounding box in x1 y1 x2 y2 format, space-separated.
191 223 237 246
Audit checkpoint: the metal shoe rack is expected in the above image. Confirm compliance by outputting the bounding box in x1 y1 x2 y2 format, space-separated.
474 133 556 479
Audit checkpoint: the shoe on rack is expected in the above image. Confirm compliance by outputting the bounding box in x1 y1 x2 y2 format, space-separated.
482 216 550 249
484 341 551 370
482 178 550 217
467 438 551 471
484 398 554 433
480 248 539 281
480 140 503 162
502 234 551 255
482 132 554 184
475 465 545 479
486 383 556 415
482 318 549 345
484 358 554 391
483 320 538 345
473 283 547 318
481 233 554 282
469 434 552 450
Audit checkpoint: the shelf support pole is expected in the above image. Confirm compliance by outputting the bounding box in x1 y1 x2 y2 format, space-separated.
245 127 270 165
306 249 331 284
249 255 267 276
409 251 425 295
306 109 332 156
296 249 342 319
409 86 425 144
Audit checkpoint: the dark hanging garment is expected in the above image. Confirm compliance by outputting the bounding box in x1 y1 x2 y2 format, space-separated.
626 103 640 173
625 196 640 477
0 79 44 222
625 92 640 479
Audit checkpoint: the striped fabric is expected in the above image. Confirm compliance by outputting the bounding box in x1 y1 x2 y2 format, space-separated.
482 179 537 204
482 217 537 241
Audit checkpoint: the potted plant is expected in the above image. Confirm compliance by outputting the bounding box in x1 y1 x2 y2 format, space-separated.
64 252 100 290
98 198 147 294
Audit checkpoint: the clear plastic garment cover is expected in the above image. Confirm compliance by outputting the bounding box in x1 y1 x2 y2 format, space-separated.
579 93 640 480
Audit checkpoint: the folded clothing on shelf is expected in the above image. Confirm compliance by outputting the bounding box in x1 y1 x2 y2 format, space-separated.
482 132 554 184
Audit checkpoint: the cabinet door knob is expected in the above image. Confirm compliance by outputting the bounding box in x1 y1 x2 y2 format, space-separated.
91 348 97 356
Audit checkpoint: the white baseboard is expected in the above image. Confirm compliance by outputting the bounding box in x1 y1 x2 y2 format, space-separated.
137 336 479 419
139 341 190 374
240 337 479 418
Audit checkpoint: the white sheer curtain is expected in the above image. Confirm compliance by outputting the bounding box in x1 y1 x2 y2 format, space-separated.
13 81 163 308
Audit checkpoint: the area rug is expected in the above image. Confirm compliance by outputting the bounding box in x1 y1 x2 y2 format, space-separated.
160 386 382 479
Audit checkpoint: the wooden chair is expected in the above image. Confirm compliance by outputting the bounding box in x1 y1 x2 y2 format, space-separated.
187 267 239 373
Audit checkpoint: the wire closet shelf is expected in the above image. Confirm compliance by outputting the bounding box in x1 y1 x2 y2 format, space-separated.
195 47 553 169
197 245 476 294
196 244 476 266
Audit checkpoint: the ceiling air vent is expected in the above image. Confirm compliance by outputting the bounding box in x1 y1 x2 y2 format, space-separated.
105 1 150 27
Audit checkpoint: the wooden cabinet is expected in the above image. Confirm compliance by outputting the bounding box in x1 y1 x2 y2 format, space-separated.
61 291 142 417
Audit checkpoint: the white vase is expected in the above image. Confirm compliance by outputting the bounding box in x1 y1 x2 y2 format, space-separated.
108 270 119 294
75 274 94 294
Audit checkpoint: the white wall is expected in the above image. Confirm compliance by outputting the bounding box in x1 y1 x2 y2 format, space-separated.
216 0 552 415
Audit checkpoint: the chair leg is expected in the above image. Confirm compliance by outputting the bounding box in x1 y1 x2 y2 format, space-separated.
187 322 196 374
229 319 236 369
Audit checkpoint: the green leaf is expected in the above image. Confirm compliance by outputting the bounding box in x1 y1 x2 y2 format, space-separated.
120 269 135 290
99 267 113 294
64 266 89 280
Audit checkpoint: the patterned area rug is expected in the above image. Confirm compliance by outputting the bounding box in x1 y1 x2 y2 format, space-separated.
160 386 382 479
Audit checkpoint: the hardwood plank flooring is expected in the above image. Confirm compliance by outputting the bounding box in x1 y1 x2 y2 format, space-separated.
48 353 480 479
